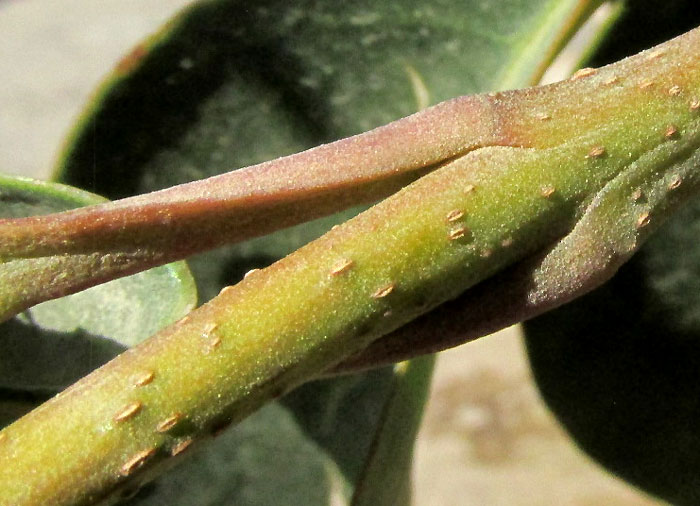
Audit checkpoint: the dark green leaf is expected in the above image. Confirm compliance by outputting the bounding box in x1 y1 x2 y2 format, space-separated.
281 367 396 484
524 200 700 504
524 5 700 504
53 0 608 503
588 0 700 68
57 0 604 201
55 0 606 301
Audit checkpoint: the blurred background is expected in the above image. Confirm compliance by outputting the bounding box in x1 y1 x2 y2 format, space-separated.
0 1 666 504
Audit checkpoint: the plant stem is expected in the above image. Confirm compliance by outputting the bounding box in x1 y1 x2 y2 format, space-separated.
2 25 700 506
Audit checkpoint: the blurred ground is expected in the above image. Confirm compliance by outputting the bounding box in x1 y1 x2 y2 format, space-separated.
414 329 663 506
0 1 664 504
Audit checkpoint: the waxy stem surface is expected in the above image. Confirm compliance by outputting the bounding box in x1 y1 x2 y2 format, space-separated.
2 26 700 506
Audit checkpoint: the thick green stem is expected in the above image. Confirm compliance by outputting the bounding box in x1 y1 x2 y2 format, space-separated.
2 26 700 506
0 93 503 321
